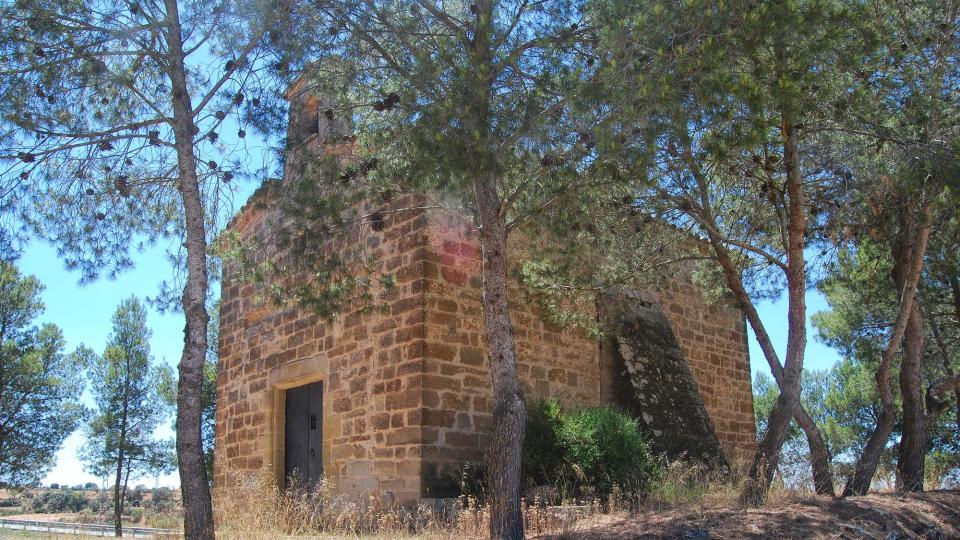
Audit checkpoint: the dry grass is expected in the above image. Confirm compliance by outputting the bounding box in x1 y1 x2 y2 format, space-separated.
213 468 629 539
215 469 465 538
211 463 960 539
212 461 744 538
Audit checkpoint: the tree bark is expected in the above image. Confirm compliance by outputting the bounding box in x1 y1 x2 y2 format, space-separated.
896 300 925 492
163 0 214 538
843 205 930 496
711 243 834 495
114 449 124 537
894 213 927 492
794 406 835 495
114 354 130 537
686 117 828 501
474 174 525 540
740 118 809 505
465 3 524 538
893 206 926 493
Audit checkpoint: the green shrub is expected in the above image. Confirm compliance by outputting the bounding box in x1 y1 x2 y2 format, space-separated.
94 491 111 513
126 487 144 507
558 405 660 500
522 399 661 503
65 490 88 512
146 511 181 529
522 399 565 486
27 490 82 513
128 508 143 523
148 487 176 513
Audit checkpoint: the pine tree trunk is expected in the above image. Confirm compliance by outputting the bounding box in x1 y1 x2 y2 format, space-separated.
843 401 897 496
716 256 833 494
163 0 214 537
474 172 525 540
741 118 809 505
114 453 123 537
682 117 833 497
844 205 930 496
743 393 797 504
794 409 835 495
115 354 132 537
710 244 834 495
119 461 133 534
465 2 524 537
896 274 926 492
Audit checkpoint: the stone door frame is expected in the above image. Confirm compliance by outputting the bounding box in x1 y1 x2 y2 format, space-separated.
267 355 329 488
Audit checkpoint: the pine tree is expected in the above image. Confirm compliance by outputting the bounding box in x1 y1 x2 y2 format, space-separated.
80 297 174 537
0 0 302 535
0 261 84 485
804 0 959 494
276 2 599 536
585 0 890 502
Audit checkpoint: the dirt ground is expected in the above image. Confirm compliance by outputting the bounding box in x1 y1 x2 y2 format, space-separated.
0 514 79 523
544 490 960 540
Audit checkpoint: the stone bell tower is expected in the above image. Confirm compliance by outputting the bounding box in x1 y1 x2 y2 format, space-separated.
283 74 353 180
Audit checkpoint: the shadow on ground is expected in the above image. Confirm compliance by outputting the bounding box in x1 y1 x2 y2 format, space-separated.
542 490 960 539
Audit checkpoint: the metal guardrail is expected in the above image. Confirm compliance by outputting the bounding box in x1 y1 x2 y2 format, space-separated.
0 518 177 538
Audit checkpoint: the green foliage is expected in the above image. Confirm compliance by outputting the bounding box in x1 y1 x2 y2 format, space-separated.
80 297 175 520
523 399 660 502
0 0 294 309
822 359 884 461
753 358 905 487
147 487 176 513
560 405 660 498
585 0 883 290
813 227 960 486
0 261 85 485
94 491 110 514
26 489 89 513
751 372 783 439
246 0 610 317
125 487 144 508
522 399 565 485
814 241 897 363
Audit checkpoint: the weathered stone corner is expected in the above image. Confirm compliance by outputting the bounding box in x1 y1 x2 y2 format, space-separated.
600 289 729 469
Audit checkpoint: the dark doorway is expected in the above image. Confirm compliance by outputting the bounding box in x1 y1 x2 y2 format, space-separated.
284 381 323 488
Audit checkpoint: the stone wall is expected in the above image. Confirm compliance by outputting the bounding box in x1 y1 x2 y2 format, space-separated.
417 210 602 497
596 278 755 462
656 280 756 461
214 189 755 506
215 192 436 505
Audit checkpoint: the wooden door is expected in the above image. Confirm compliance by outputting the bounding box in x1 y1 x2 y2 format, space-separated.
284 381 323 488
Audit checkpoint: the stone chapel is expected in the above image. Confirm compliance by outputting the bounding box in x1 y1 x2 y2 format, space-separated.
212 80 756 505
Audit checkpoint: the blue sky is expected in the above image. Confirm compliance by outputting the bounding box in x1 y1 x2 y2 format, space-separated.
14 210 844 487
20 240 190 488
